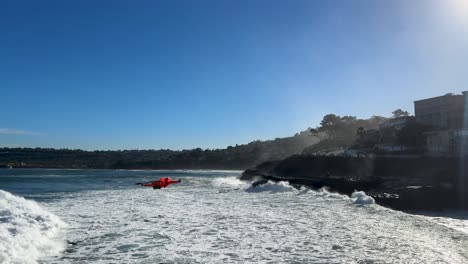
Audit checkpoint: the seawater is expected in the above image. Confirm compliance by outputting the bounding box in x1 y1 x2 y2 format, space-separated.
1 169 468 264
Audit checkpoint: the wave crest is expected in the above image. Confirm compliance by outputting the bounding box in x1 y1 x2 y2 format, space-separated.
211 177 246 188
0 190 66 264
245 181 297 193
351 191 375 205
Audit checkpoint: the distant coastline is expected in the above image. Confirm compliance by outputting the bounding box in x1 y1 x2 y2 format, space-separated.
3 103 468 212
0 131 319 170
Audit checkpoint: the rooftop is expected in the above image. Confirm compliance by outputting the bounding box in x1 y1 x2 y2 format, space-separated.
414 91 467 103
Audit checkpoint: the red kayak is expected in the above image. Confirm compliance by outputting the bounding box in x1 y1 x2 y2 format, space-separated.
137 177 181 189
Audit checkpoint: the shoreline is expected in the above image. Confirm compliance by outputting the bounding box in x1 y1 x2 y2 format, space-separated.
240 155 468 212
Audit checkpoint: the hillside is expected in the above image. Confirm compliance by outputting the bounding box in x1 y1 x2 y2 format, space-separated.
0 132 318 170
1 114 396 170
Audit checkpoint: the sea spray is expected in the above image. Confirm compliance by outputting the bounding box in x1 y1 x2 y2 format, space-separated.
0 190 66 264
351 191 375 205
245 181 297 193
211 176 247 188
2 170 468 263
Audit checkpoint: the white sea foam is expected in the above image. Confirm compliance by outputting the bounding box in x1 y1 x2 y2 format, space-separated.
419 212 468 235
311 187 350 201
245 180 297 193
0 190 66 264
351 190 376 205
211 176 246 188
8 173 468 264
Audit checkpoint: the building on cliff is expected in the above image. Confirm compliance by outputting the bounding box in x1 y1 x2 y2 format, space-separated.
415 91 468 156
379 116 412 130
414 92 466 130
425 129 468 156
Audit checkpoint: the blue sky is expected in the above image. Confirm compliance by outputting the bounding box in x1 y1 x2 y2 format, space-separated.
1 0 468 150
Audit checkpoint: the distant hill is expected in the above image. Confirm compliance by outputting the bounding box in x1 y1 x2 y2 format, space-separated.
0 131 319 170
1 114 394 170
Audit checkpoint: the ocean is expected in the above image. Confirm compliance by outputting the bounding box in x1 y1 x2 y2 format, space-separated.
1 169 468 264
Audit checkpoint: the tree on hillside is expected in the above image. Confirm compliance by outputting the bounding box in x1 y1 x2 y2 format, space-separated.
310 128 325 143
317 114 340 140
318 114 360 140
310 128 319 134
392 109 410 118
397 120 432 149
355 127 381 148
368 115 387 128
340 116 357 123
380 126 398 145
303 114 373 154
356 127 365 139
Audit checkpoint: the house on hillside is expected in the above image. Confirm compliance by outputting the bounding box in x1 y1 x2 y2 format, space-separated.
379 116 412 130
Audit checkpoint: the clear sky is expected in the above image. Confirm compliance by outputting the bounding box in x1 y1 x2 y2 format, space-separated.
1 0 468 150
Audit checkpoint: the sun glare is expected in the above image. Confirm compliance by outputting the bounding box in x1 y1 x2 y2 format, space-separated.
444 0 468 25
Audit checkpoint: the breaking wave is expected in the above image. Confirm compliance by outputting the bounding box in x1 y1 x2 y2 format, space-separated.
242 180 373 205
242 180 375 206
351 191 376 205
2 171 467 263
245 181 297 193
0 190 66 264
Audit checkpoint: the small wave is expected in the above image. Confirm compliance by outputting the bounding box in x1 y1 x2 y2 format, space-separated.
0 190 66 264
314 187 350 200
245 181 297 193
419 212 468 235
351 191 375 205
297 188 310 195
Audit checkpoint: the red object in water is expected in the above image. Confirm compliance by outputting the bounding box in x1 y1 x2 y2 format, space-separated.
140 177 181 189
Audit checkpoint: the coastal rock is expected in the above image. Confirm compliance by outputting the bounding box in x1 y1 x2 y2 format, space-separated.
240 169 264 181
242 154 468 211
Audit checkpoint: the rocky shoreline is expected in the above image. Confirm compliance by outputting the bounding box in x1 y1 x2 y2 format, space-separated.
240 155 468 211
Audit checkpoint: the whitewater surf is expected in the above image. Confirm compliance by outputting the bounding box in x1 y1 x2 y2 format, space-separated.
0 190 66 264
1 169 468 263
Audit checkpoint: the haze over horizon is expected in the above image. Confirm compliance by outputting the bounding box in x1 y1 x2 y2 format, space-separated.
1 0 468 150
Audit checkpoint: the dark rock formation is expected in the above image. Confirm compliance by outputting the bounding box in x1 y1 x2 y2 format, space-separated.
242 155 468 211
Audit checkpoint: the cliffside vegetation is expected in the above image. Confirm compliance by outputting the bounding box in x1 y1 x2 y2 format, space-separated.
1 110 430 169
303 114 387 154
0 132 318 169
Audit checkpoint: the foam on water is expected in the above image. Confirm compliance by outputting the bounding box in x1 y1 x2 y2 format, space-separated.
245 180 297 193
417 212 468 235
211 176 247 188
2 170 468 263
315 187 351 200
351 191 376 205
0 190 66 264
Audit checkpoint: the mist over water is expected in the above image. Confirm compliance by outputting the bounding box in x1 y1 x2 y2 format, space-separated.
1 169 468 264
